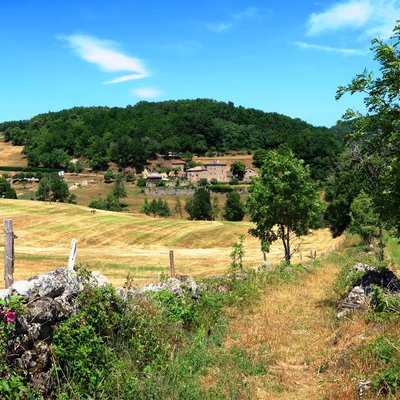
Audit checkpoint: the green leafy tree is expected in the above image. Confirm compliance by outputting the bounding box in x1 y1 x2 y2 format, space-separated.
335 23 400 236
89 193 123 212
0 178 17 199
230 161 246 181
36 175 73 203
156 199 171 218
223 192 245 221
252 149 269 168
211 196 220 221
185 188 213 220
246 150 321 263
111 173 127 201
148 199 158 217
349 191 380 246
141 197 150 215
104 170 115 183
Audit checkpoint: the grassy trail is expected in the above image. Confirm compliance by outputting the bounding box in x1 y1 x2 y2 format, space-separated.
221 257 343 399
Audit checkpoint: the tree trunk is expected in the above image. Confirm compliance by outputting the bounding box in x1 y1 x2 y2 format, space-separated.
378 224 384 262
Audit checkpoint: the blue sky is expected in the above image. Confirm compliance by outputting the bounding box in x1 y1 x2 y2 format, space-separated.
0 0 399 127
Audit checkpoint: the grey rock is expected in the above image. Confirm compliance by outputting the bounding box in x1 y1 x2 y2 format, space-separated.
8 268 83 301
141 278 185 296
342 286 369 309
356 379 372 398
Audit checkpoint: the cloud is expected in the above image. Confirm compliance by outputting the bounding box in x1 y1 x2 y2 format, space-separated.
294 41 366 56
131 87 162 99
206 22 233 32
233 7 260 20
206 6 259 32
306 0 400 39
59 34 149 84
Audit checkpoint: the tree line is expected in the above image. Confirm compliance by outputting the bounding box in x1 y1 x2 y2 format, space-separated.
1 99 344 181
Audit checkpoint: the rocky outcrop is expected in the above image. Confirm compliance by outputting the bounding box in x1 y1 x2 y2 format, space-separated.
339 262 400 314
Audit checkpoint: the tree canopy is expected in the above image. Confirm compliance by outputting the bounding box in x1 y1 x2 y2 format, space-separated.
246 149 322 263
333 23 400 236
1 99 343 179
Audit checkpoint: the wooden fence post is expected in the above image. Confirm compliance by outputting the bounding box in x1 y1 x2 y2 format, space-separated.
169 250 175 278
67 238 77 271
4 219 15 288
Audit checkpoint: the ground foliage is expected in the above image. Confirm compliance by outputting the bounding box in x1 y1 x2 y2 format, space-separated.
0 259 309 399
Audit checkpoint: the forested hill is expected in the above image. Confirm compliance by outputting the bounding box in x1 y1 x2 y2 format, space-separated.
1 99 343 180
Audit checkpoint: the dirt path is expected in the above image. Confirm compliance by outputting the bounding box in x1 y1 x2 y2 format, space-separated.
225 260 341 399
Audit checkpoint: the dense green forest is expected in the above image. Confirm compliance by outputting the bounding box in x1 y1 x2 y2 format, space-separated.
0 99 343 180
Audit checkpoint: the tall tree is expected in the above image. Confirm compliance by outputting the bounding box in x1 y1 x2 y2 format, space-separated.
246 149 321 263
185 188 213 220
223 192 245 221
336 23 400 235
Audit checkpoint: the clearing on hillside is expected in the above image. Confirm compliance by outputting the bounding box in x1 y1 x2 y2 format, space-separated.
0 199 343 287
0 136 26 167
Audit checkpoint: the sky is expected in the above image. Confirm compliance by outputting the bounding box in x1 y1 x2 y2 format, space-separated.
0 0 399 127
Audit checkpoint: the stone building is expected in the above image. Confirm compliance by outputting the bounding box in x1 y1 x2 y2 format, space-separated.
186 160 228 184
243 168 258 182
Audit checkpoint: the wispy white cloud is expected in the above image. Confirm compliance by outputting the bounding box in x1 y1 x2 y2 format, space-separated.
233 7 260 20
294 41 366 56
206 6 259 32
131 87 162 98
59 34 149 84
307 0 400 39
206 22 233 32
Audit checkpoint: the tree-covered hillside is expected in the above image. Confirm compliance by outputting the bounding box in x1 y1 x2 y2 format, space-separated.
1 99 343 179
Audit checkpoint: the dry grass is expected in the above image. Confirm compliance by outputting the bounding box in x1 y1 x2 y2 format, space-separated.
195 154 255 169
204 244 366 400
0 138 26 167
0 199 342 288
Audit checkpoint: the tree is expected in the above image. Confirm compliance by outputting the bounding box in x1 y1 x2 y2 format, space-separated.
211 196 220 221
0 178 17 199
230 161 246 181
185 188 213 220
335 23 400 235
36 174 73 203
174 198 183 218
223 192 245 221
246 150 321 263
141 197 150 215
156 199 171 218
349 191 380 246
111 173 127 201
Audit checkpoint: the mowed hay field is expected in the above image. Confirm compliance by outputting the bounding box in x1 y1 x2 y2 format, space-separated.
0 136 26 167
0 199 344 288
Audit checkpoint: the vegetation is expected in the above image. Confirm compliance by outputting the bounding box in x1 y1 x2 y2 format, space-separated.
247 149 322 263
0 177 17 199
185 188 213 221
36 174 75 203
230 161 246 181
1 99 343 179
223 191 245 221
141 198 171 218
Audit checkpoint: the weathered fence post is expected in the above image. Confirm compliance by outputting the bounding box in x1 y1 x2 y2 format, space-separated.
4 219 15 288
299 251 303 264
67 238 77 271
169 250 175 278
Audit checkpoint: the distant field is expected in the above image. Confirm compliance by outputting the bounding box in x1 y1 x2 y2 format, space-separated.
0 136 26 167
0 199 344 288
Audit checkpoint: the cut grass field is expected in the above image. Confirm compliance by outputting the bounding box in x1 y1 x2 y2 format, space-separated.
0 136 26 167
0 199 343 288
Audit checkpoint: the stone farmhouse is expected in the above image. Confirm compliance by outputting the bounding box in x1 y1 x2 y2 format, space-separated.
186 161 227 184
243 167 258 182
